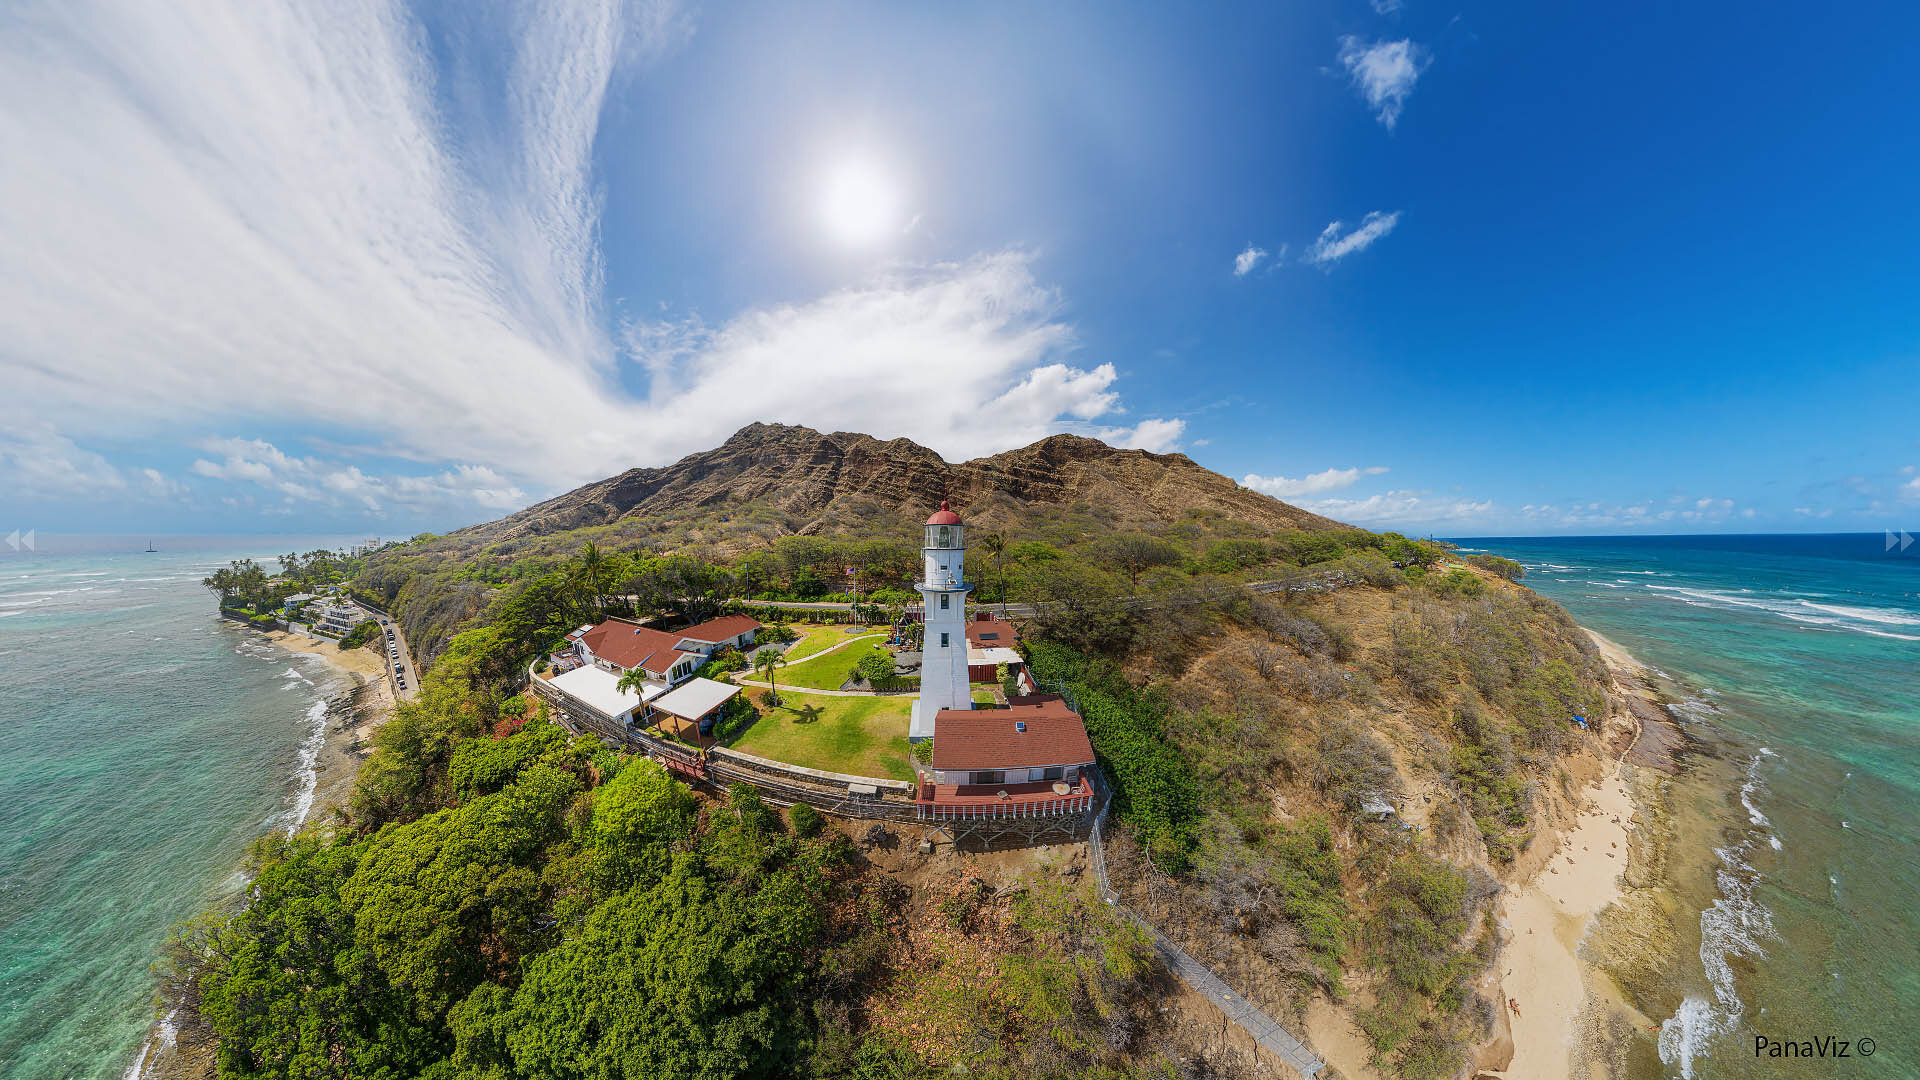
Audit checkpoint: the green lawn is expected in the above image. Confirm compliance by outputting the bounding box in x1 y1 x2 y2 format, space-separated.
725 692 915 782
778 623 872 663
770 635 890 690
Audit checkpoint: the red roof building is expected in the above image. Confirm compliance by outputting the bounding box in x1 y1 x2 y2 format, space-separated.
964 611 1019 648
576 620 698 681
928 694 1094 781
676 614 762 646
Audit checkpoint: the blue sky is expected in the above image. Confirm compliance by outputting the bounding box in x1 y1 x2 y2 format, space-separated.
4 0 1917 537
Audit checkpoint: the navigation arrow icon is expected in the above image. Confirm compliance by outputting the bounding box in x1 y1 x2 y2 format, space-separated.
5 530 16 552
20 530 32 552
1904 530 1914 553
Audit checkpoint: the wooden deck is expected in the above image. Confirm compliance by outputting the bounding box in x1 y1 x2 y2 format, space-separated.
915 777 1094 818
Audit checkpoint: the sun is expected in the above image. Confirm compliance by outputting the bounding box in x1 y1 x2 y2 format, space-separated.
817 156 905 250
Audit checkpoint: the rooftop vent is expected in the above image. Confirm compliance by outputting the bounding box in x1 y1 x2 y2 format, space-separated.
1014 721 1027 733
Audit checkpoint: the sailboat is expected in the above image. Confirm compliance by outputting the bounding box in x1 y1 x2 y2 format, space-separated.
144 539 157 552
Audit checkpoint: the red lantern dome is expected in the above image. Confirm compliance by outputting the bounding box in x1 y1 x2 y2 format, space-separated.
924 500 963 525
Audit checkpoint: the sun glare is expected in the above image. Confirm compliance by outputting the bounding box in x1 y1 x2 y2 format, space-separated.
817 156 904 250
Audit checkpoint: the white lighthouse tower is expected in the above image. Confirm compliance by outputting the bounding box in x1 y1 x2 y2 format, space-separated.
910 501 973 741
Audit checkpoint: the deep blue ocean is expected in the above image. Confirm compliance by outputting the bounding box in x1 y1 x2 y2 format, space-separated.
1464 534 1918 1079
0 536 354 1080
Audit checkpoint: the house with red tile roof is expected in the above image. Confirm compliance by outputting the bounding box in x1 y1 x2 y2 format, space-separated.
570 614 762 688
918 693 1097 820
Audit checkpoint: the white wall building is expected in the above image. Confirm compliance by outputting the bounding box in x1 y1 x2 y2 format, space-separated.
911 501 973 741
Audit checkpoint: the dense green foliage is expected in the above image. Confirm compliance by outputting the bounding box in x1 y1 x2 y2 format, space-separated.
337 619 381 650
1026 643 1200 870
197 684 852 1080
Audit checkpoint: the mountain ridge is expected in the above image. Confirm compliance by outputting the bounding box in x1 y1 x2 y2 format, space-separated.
460 422 1343 543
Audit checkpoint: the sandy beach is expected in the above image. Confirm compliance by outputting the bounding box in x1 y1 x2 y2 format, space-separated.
1479 631 1662 1080
262 628 398 824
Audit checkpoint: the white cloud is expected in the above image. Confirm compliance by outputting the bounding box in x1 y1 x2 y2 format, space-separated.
1114 418 1188 454
1305 212 1402 265
1297 489 1494 526
1337 36 1429 129
1900 473 1920 502
1371 0 1405 13
1241 465 1388 498
1233 244 1268 276
0 423 127 499
616 252 1183 462
189 437 526 516
3 1 1180 520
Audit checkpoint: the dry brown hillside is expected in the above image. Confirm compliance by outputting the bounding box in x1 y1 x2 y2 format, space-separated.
457 422 1341 544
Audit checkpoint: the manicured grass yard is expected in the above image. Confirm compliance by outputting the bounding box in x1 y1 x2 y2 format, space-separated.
779 623 870 663
772 635 890 690
725 692 915 782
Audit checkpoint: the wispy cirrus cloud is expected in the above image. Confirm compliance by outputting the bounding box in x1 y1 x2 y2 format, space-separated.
1337 36 1429 129
1242 465 1388 497
1233 244 1269 276
1305 211 1402 265
0 0 1182 523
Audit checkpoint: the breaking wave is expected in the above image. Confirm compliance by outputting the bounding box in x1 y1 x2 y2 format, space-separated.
1657 751 1779 1079
1644 584 1920 640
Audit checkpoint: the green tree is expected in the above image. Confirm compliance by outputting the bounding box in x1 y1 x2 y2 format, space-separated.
1100 534 1182 591
587 758 697 891
753 648 787 706
339 766 581 1016
575 542 609 620
493 858 820 1080
981 531 1008 611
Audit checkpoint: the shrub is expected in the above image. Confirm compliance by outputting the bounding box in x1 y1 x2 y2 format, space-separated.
1311 721 1398 812
855 651 894 683
1387 614 1451 702
1426 570 1485 598
695 649 747 680
787 802 823 838
1466 553 1524 581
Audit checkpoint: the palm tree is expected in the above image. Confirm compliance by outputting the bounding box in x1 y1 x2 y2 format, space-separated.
981 531 1008 614
576 542 607 619
753 649 788 707
614 667 653 734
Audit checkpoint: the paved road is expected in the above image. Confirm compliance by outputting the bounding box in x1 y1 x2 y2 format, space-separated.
361 606 419 701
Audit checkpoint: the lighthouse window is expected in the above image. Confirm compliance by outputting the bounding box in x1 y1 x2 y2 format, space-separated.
940 632 950 648
937 526 951 547
939 594 949 610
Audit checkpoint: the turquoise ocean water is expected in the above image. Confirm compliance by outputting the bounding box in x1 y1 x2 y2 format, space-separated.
0 536 353 1080
1466 534 1918 1079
